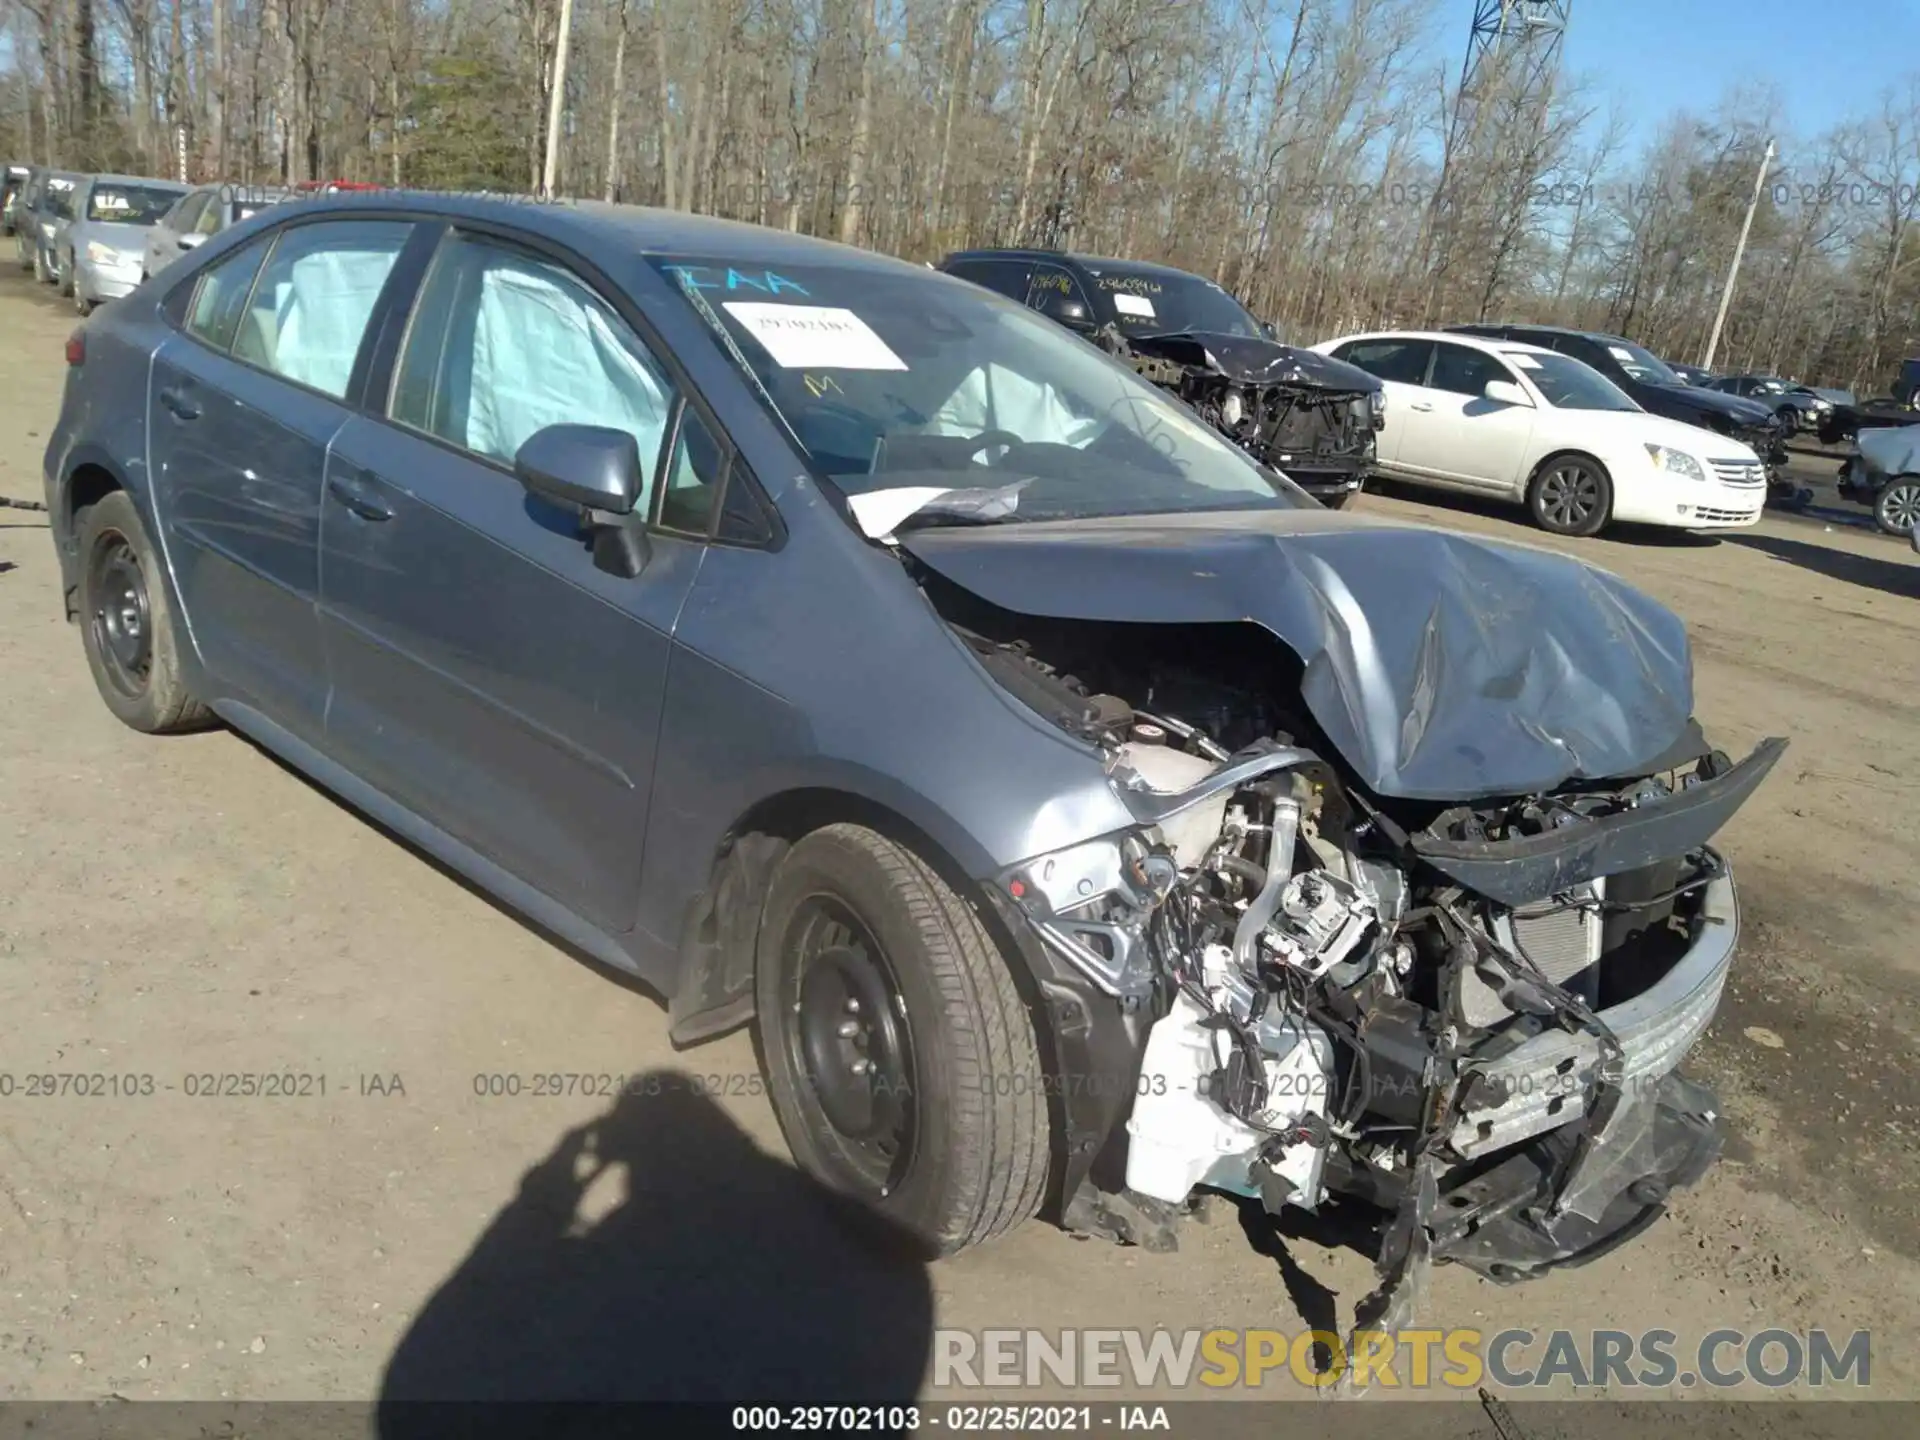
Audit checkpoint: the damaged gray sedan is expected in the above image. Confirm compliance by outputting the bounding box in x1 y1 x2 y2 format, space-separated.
45 197 1781 1321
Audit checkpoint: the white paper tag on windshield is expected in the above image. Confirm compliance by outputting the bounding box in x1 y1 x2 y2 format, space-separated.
1509 354 1542 369
1113 293 1156 318
1608 345 1635 362
722 303 908 371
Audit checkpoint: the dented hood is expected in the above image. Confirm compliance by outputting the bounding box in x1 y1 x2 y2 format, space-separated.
903 509 1694 801
1126 331 1382 395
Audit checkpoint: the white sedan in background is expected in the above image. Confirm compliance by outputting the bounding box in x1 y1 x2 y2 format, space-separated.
1311 330 1767 537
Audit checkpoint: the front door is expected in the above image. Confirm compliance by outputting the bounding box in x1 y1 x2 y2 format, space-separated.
1415 342 1540 493
318 229 720 934
146 218 413 737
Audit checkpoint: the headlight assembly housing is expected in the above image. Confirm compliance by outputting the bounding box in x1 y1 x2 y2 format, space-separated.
1644 443 1707 482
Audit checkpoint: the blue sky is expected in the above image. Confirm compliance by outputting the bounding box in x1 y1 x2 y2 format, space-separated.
1559 0 1920 148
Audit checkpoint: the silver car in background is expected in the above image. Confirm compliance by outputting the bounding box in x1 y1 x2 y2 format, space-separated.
25 170 82 284
58 174 188 314
140 183 289 282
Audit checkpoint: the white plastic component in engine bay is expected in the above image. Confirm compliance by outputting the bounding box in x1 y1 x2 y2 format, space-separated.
1125 989 1334 1208
1115 742 1228 870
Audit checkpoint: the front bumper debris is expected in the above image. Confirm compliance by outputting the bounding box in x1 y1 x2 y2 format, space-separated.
1432 1069 1723 1283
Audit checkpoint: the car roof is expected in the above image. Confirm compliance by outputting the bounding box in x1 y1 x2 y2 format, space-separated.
1339 328 1558 357
83 173 188 190
252 191 943 280
942 246 1208 283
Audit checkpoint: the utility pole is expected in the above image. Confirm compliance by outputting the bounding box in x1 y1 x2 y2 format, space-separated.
1703 136 1775 372
540 0 577 199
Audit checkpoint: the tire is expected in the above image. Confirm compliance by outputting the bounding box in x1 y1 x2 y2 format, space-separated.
56 251 73 296
1527 454 1613 537
32 245 49 284
754 823 1050 1258
1775 406 1798 435
74 286 93 317
75 490 214 734
1875 477 1920 536
1320 489 1354 511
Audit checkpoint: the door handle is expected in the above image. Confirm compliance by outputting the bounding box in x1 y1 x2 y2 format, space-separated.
327 471 394 522
157 386 200 420
1410 401 1434 412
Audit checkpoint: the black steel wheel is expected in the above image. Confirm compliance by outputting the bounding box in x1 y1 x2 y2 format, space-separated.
755 824 1050 1257
1528 455 1613 538
75 490 214 733
1875 478 1920 536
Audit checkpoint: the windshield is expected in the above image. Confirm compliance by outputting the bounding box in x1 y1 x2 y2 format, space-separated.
86 184 182 224
1601 338 1679 385
652 256 1303 529
1081 264 1263 338
1511 352 1640 412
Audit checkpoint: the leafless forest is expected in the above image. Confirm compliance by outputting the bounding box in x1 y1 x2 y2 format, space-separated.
6 0 1920 391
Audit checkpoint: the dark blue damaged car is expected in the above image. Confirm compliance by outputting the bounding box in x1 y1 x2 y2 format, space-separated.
42 192 1785 1317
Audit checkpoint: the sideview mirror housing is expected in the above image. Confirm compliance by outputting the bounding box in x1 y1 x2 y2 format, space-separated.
514 423 645 514
178 232 206 249
1036 290 1095 331
1483 378 1532 408
514 423 653 578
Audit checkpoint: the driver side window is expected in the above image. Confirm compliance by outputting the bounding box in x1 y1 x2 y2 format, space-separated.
1429 343 1514 397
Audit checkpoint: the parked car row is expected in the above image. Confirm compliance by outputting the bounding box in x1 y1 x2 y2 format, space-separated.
41 191 1779 1315
935 248 1781 538
5 161 291 315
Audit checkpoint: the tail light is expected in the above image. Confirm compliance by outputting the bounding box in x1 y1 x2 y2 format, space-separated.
64 331 85 366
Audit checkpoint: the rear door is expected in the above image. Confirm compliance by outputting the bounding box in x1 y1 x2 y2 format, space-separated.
147 217 415 741
1415 342 1540 493
1329 337 1435 469
317 227 721 934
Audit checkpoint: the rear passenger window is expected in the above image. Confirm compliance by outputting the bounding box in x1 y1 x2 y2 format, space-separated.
184 237 271 352
388 232 677 495
232 221 411 399
948 259 1033 302
1336 338 1433 386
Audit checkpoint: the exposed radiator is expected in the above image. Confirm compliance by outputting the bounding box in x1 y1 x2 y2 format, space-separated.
1461 879 1605 1028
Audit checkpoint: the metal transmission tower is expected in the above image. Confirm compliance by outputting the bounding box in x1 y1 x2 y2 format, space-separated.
1425 0 1574 315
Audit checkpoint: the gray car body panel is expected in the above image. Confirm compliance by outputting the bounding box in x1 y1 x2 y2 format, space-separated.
44 195 1139 1001
67 176 189 300
901 508 1695 801
1855 420 1920 479
42 192 1691 1018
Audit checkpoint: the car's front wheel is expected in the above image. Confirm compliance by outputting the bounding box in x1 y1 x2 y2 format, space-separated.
75 490 214 734
1528 455 1613 537
755 823 1051 1257
56 251 73 296
1875 477 1920 536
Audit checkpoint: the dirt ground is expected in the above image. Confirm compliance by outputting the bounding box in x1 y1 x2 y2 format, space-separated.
1 267 1916 1415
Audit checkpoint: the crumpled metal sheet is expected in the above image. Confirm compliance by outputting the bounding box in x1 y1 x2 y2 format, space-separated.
902 509 1694 801
1125 330 1381 395
1855 421 1920 479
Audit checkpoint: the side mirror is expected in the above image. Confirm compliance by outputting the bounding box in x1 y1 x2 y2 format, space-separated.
1260 321 1280 342
178 232 205 250
513 423 651 577
1036 290 1094 331
1483 378 1532 408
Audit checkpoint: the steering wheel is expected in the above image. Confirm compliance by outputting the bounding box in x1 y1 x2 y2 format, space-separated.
963 429 1025 466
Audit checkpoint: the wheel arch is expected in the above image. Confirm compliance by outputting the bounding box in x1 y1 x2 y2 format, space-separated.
58 452 130 621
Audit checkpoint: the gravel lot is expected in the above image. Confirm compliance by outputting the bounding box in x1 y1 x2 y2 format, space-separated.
1 268 1916 1413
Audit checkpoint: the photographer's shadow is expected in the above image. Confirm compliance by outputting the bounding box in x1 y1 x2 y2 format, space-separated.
377 1074 934 1426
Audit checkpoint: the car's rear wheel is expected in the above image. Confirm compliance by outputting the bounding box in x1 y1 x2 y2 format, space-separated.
1875 477 1920 536
76 491 214 734
754 823 1050 1257
1528 455 1613 537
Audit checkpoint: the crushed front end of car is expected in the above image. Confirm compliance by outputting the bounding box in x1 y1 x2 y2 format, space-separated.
1096 328 1384 506
904 513 1784 1335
